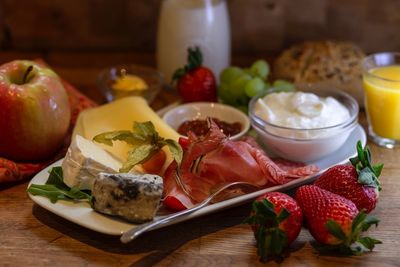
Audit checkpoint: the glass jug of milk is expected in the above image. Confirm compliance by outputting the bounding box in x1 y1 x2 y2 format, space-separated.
157 0 231 84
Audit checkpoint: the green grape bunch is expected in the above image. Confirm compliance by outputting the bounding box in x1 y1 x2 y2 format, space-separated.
218 60 295 113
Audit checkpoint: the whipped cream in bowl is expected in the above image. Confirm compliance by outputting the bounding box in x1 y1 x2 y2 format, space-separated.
249 88 359 162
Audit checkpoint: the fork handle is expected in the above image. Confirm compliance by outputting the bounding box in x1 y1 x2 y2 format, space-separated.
120 200 209 243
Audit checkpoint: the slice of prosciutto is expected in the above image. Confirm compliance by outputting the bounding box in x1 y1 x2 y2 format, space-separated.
163 120 319 210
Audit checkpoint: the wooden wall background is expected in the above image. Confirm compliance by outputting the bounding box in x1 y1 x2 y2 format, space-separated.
0 0 399 55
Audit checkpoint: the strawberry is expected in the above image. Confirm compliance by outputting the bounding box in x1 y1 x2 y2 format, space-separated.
173 47 217 102
314 141 383 213
245 192 303 262
295 185 381 254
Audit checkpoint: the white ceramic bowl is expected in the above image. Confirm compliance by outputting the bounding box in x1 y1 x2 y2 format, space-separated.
162 102 250 140
248 89 359 162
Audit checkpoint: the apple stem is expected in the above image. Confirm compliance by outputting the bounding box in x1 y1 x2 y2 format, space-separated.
23 65 34 83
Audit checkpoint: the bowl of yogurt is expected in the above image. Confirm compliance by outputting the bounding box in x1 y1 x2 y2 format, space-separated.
248 88 359 162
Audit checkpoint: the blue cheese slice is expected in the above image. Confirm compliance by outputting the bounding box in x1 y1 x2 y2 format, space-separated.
92 173 163 223
62 135 122 190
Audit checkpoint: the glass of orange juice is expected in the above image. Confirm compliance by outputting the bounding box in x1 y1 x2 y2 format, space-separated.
362 52 400 148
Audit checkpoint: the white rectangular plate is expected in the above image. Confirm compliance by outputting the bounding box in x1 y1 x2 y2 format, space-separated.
27 124 366 236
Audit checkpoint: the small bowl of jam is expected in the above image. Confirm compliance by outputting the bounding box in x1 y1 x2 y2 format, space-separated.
162 102 250 140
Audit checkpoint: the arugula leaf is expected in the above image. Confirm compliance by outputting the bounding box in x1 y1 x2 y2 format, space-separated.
28 184 70 203
93 121 183 172
45 166 69 190
27 167 92 203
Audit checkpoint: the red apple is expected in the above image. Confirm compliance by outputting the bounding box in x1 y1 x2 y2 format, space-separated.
0 60 71 162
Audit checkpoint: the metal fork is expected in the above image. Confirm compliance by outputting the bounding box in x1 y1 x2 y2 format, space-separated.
120 181 259 243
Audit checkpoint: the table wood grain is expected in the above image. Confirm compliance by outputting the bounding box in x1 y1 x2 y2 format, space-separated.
0 51 399 267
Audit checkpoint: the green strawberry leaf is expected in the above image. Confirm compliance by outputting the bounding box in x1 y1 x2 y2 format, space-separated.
361 216 380 232
255 226 288 262
352 210 368 232
349 156 359 167
245 198 291 262
373 163 384 177
187 47 203 70
357 141 366 163
256 200 277 220
364 146 372 165
173 47 203 82
358 167 381 191
172 68 185 82
315 211 382 256
350 140 383 191
358 168 377 186
357 237 382 251
276 207 290 223
256 226 268 262
348 243 369 255
325 220 347 241
269 228 288 255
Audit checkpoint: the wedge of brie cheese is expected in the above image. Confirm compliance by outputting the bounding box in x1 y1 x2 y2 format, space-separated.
92 172 163 223
62 135 122 190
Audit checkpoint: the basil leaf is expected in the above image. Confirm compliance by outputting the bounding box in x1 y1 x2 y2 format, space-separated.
133 121 156 139
120 144 156 173
93 130 146 146
161 139 183 166
94 121 183 173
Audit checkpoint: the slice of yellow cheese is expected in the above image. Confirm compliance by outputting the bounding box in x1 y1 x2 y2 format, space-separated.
72 96 180 162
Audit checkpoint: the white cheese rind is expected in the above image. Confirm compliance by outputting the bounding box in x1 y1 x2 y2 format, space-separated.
92 172 163 223
62 135 122 190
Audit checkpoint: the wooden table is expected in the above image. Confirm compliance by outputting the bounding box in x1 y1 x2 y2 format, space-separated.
1 52 399 267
